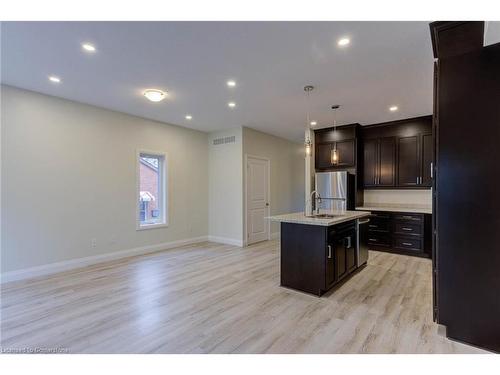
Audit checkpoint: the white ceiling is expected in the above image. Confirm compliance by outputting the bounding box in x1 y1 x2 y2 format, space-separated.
1 21 496 142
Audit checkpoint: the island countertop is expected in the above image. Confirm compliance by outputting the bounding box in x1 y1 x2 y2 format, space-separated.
268 210 371 226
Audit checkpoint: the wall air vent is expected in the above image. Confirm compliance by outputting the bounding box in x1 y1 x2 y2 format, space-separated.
212 135 236 145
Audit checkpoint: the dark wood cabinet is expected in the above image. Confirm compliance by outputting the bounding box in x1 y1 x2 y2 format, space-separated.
361 116 433 189
334 236 348 280
280 220 360 296
421 133 433 186
379 137 396 186
316 143 333 169
364 137 396 187
314 124 359 171
325 241 335 289
336 139 356 166
363 139 378 187
430 21 500 352
316 139 356 169
366 211 431 258
397 136 420 186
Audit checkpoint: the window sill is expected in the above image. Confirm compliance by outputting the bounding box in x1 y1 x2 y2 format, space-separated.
136 222 169 231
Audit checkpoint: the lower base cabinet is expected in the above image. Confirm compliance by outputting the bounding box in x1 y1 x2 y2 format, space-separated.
281 221 359 296
367 211 432 258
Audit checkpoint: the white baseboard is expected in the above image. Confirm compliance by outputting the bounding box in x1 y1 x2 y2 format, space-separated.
270 232 280 240
207 235 244 247
1 235 209 284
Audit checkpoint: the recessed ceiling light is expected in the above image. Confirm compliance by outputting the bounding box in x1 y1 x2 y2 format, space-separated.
143 89 166 102
185 115 193 120
227 80 236 87
310 121 317 126
48 76 61 83
389 105 399 112
228 102 236 108
337 37 350 47
82 43 96 52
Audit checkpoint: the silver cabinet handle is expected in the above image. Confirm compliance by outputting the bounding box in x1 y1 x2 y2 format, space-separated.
369 224 377 228
328 245 332 259
346 236 352 248
402 227 413 231
430 162 433 179
402 242 412 246
369 238 378 242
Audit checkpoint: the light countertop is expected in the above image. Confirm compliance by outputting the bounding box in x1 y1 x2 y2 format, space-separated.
356 204 432 214
267 211 371 227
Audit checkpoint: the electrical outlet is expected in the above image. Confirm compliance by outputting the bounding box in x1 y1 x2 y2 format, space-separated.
91 238 97 249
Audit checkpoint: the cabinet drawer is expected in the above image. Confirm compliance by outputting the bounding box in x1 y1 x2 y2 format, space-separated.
394 222 422 236
393 236 423 252
368 220 390 232
370 211 391 220
368 233 391 247
393 213 423 223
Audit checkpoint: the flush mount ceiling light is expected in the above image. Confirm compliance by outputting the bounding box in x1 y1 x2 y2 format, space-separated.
143 89 166 102
228 102 236 108
82 43 96 52
310 121 317 126
337 37 350 47
389 105 399 112
48 76 61 83
185 115 192 120
226 80 236 87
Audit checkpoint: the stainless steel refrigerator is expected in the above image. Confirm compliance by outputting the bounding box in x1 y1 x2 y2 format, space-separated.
315 171 354 213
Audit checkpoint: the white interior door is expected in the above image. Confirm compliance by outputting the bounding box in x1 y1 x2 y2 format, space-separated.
246 156 270 245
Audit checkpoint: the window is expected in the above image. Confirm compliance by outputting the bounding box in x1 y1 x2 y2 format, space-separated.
137 151 167 229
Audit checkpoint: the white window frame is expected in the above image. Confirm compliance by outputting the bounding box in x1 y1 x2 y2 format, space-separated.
136 149 168 230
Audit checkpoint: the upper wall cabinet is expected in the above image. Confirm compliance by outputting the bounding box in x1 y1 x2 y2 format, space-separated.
314 124 360 171
361 116 433 189
363 137 396 187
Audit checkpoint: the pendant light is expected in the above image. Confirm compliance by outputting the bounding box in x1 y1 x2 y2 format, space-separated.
304 85 314 156
331 105 340 165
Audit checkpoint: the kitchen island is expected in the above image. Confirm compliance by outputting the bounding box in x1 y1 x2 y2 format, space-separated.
269 211 371 296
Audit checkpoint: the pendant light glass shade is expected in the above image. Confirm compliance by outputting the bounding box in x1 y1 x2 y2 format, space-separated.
331 148 338 164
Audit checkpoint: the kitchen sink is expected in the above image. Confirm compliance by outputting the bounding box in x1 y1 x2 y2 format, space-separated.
312 213 343 218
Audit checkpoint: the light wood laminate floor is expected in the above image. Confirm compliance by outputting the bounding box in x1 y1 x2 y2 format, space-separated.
0 240 486 353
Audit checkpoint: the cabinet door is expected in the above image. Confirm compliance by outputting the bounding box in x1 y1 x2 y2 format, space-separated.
316 143 333 169
363 139 378 187
325 243 335 288
345 234 356 272
335 237 348 280
378 137 396 186
336 139 355 167
398 136 420 186
421 134 433 187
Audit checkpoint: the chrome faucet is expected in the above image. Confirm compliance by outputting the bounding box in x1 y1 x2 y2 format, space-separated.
310 190 322 214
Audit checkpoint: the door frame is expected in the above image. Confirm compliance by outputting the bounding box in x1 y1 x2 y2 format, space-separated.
244 154 271 246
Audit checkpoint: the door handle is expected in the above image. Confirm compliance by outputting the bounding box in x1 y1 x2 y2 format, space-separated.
328 245 332 259
345 237 352 248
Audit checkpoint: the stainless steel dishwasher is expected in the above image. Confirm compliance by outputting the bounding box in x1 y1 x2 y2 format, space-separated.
357 217 370 266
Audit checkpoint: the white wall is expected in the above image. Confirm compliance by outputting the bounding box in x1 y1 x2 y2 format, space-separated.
242 127 304 236
363 189 432 206
207 128 244 245
1 86 209 273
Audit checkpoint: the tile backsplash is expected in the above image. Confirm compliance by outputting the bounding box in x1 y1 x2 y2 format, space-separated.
363 189 432 206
